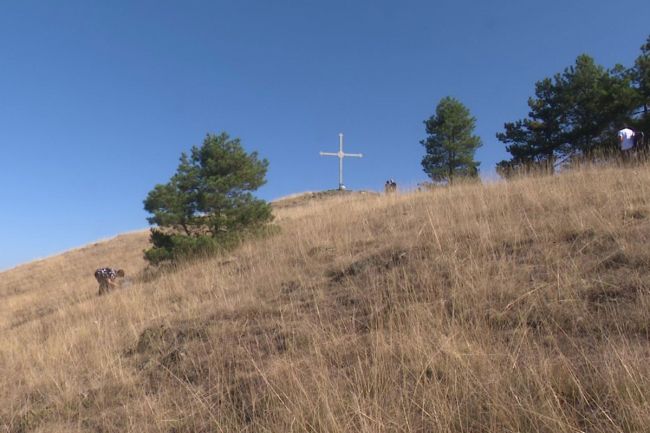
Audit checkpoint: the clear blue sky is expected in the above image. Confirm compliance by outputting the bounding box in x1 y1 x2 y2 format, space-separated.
1 0 649 270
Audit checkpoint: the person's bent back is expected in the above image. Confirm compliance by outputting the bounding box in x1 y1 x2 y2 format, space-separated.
94 267 125 296
618 125 636 152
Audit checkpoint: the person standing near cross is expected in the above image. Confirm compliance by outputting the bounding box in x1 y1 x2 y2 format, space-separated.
319 133 363 190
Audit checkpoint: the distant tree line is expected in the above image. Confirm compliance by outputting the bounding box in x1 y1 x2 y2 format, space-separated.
496 35 650 177
419 34 650 183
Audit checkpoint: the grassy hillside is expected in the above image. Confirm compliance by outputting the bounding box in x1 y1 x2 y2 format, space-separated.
1 164 650 433
0 231 150 332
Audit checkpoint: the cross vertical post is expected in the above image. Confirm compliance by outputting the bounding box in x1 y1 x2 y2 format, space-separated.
320 133 363 190
338 133 344 187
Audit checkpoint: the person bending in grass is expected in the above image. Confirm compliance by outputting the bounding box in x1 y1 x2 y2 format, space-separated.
94 267 125 296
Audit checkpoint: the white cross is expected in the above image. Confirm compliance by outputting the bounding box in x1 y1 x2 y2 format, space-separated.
319 133 363 190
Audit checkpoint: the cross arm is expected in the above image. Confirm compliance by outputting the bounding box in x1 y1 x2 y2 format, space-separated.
320 152 339 156
343 153 363 158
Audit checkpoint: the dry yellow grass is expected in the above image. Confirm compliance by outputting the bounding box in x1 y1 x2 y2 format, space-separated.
0 231 150 332
1 163 650 432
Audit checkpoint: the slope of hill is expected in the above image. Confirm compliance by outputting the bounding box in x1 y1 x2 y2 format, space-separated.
1 164 650 433
0 231 150 332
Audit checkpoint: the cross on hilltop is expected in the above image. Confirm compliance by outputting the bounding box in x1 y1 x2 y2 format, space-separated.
319 133 363 191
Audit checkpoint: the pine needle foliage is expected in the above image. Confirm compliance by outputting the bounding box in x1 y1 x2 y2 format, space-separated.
143 132 272 264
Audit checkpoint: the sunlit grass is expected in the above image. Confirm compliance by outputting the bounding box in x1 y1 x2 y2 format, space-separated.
1 162 650 432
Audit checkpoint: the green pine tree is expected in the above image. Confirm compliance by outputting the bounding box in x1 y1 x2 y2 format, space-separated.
633 35 650 133
420 97 482 183
497 52 639 177
143 132 272 264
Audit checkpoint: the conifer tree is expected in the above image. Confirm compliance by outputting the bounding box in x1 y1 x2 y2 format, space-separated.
143 132 272 264
497 52 639 176
633 35 650 132
420 97 482 183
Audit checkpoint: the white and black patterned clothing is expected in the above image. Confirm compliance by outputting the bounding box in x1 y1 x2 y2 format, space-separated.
95 268 120 295
95 268 118 282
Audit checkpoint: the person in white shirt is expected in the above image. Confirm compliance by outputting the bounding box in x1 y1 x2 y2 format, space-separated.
618 125 636 152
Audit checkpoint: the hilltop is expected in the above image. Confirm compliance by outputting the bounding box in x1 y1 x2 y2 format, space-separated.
1 164 650 432
271 189 379 210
